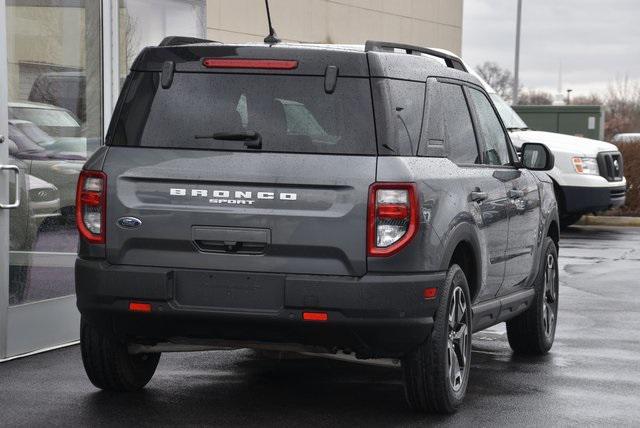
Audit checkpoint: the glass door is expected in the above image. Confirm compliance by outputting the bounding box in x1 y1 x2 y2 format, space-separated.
2 0 102 359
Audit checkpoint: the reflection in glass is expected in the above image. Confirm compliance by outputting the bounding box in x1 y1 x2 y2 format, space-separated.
118 0 206 85
6 0 102 305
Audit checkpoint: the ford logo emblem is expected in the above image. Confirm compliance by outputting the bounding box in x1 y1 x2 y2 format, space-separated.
117 216 142 229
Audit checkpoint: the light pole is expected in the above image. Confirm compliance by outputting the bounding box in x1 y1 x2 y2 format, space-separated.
566 89 573 105
513 0 523 105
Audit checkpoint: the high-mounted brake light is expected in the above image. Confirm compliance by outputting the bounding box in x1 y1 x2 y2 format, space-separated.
202 58 298 70
368 183 419 257
129 302 152 313
76 170 106 244
303 312 328 322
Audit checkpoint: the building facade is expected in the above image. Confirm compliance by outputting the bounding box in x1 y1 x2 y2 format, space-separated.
0 0 463 360
206 0 463 54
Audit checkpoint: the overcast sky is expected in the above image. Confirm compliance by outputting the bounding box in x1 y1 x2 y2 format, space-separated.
462 0 640 97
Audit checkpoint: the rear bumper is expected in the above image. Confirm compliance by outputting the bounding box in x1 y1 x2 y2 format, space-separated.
76 259 444 358
562 184 627 214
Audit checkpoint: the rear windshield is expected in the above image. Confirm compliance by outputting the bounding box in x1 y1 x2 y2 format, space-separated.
109 72 376 155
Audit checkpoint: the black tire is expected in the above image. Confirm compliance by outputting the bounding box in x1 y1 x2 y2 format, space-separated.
402 264 472 414
506 237 559 355
560 214 582 230
80 317 160 391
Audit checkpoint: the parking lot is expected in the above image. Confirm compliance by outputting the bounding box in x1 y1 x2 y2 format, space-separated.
1 225 639 426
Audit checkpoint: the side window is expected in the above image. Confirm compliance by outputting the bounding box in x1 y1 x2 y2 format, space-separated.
440 83 479 164
372 79 426 155
468 89 512 166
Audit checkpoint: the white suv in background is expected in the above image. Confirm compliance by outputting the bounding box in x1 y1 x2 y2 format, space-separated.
437 49 627 228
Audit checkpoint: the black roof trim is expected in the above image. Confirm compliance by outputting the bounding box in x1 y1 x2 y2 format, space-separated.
364 40 468 72
158 36 221 47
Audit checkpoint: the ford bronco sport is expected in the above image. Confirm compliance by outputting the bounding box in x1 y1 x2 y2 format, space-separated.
75 38 561 414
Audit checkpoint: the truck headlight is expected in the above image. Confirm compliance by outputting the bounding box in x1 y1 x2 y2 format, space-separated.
572 157 600 175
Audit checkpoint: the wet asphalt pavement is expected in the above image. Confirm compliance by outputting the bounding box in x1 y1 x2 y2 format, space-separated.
1 225 639 426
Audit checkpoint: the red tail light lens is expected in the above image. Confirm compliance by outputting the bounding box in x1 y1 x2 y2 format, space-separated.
368 183 418 257
76 170 106 244
202 58 298 70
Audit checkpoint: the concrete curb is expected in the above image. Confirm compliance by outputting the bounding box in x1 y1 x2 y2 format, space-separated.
578 215 640 227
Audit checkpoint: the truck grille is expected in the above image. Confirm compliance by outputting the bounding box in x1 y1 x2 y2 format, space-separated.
597 152 624 182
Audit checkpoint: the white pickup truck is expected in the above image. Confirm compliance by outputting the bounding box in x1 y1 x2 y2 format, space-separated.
439 49 627 228
488 88 626 228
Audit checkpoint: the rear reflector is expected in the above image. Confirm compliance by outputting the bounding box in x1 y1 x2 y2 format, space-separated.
302 312 328 322
202 58 298 70
129 302 152 313
423 288 437 299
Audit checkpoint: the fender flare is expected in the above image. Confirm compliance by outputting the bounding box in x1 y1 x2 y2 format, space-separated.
438 221 483 298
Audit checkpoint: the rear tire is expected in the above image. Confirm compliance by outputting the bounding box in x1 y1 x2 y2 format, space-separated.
506 237 559 355
402 264 472 414
80 317 160 391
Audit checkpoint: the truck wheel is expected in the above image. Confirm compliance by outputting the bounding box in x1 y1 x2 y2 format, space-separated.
80 317 160 391
506 237 559 355
402 264 472 414
560 214 582 230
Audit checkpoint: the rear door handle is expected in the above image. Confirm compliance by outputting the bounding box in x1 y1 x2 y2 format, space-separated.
0 165 21 209
508 189 525 199
470 191 488 202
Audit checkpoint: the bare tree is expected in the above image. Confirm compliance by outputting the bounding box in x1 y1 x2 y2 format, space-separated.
475 62 515 101
604 76 640 140
571 94 603 105
517 90 554 106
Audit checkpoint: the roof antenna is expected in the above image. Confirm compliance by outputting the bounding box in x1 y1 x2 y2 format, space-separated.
264 0 281 44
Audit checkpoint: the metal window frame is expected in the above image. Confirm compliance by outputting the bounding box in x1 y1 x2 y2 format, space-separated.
0 0 114 361
0 0 10 360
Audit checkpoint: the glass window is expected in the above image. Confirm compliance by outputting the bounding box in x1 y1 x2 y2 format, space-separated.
372 79 425 156
469 89 512 166
110 72 376 155
441 83 479 164
119 0 206 85
489 93 528 130
6 0 102 305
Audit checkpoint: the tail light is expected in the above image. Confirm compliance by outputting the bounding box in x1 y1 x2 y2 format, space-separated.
76 170 106 244
368 183 419 257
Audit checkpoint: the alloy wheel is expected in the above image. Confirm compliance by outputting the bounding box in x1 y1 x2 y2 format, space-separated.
447 286 470 392
542 252 558 338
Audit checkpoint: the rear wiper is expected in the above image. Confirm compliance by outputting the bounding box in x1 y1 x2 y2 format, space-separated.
195 131 262 149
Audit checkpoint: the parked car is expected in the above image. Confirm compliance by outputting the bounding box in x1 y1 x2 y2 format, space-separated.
8 118 96 156
76 39 560 414
434 49 627 228
8 120 85 219
28 71 87 123
612 133 640 144
9 101 83 138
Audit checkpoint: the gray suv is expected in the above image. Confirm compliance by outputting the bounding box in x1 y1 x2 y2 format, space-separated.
75 39 560 414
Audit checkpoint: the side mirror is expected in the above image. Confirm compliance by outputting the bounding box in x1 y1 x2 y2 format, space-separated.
521 143 554 171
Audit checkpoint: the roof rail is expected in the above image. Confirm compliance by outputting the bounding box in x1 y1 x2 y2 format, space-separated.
364 40 468 72
158 36 220 47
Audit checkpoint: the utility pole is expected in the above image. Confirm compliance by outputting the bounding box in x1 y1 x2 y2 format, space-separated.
513 0 523 105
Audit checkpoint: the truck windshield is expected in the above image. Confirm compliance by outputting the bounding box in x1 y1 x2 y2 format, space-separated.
109 72 376 155
489 93 528 131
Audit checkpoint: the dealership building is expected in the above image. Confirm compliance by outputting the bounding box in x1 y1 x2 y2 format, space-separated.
0 0 463 360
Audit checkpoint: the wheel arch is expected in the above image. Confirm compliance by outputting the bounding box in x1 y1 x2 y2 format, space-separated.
439 222 483 303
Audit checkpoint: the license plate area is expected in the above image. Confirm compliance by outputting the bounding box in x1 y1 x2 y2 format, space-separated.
174 271 284 311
